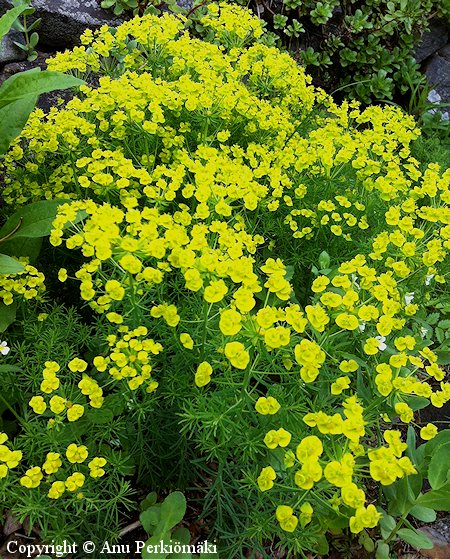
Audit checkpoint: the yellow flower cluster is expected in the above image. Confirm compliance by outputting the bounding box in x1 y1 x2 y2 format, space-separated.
0 433 22 479
0 0 448 545
94 326 161 392
0 261 45 305
18 444 107 500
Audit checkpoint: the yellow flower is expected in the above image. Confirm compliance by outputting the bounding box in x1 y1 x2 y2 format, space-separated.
335 313 359 331
29 396 46 414
180 333 194 349
331 376 351 395
67 404 85 422
219 309 242 336
68 358 88 372
204 279 228 303
420 423 438 440
66 443 88 464
195 361 213 387
305 305 329 332
257 466 276 491
58 268 68 282
296 436 323 463
20 466 43 489
65 472 86 491
89 457 107 478
395 402 414 423
276 506 298 532
339 360 358 373
299 502 313 527
48 481 65 499
264 428 291 449
43 452 62 475
49 395 66 414
224 342 250 369
255 396 280 415
311 276 330 293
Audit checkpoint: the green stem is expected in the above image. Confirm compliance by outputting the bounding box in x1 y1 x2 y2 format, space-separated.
0 393 27 429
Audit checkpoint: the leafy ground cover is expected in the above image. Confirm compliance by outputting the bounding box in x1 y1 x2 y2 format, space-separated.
0 3 449 558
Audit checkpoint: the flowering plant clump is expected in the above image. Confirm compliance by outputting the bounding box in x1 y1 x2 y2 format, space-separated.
0 2 449 556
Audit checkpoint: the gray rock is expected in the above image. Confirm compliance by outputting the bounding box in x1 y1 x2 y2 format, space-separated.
439 43 450 61
0 30 26 64
415 19 449 63
425 53 450 103
0 0 125 49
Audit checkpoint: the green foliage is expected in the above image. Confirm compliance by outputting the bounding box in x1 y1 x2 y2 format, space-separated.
0 69 84 156
0 3 27 43
10 0 42 62
140 492 218 559
101 0 449 103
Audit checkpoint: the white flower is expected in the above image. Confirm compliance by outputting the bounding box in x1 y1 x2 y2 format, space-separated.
420 327 429 339
375 336 387 351
427 89 441 104
425 274 434 286
0 341 10 356
351 274 360 290
358 322 366 332
404 292 415 305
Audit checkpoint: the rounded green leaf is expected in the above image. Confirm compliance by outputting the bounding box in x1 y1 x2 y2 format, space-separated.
0 254 25 275
160 491 187 531
428 443 450 489
397 528 433 550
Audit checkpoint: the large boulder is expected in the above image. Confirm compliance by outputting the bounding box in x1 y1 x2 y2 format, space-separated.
0 0 125 50
425 53 450 105
415 19 449 64
0 31 26 64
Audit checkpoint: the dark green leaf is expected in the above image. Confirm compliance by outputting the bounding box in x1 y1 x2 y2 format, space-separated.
428 443 450 489
416 485 450 510
0 94 37 155
0 254 25 274
0 200 85 239
0 302 17 332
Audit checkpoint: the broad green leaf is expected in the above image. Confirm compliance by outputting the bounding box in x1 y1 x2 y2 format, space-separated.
314 534 329 556
140 491 158 511
0 301 17 332
0 6 27 44
416 484 450 510
397 528 433 550
0 236 42 263
172 527 191 545
425 430 450 457
0 254 25 274
375 541 390 559
428 443 450 489
0 69 84 107
140 507 160 534
159 491 187 532
141 533 171 559
379 514 396 540
0 200 84 239
409 505 436 523
0 94 37 155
